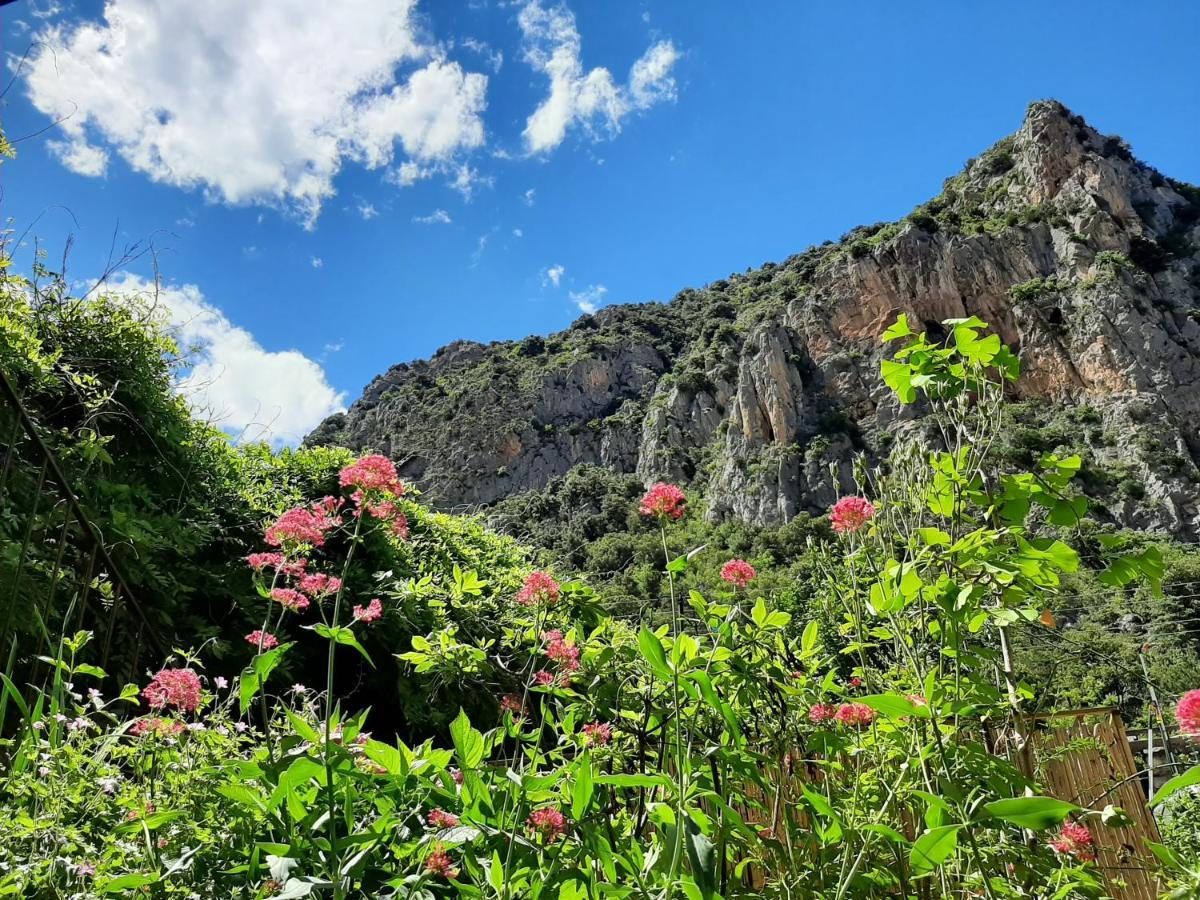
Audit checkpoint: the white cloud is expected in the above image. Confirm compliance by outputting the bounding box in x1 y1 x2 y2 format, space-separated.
541 263 564 287
522 187 537 206
568 283 606 313
46 138 109 177
413 208 452 224
311 256 324 268
512 227 523 237
461 37 504 72
25 0 489 224
518 0 679 154
358 201 379 220
106 274 344 445
471 231 492 266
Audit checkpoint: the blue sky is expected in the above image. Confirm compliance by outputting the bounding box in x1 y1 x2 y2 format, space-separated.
3 0 1198 443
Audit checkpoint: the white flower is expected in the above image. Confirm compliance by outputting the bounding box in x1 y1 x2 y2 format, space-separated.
291 684 308 694
214 676 229 689
98 778 119 795
38 766 51 777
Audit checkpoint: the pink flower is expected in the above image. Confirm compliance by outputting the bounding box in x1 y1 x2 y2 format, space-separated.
1049 820 1095 862
424 846 458 880
1176 689 1200 737
830 496 876 534
245 630 279 651
582 722 612 746
450 768 464 785
142 668 202 713
834 703 875 727
298 573 342 598
527 807 568 841
808 703 837 724
849 677 862 688
720 559 756 587
340 454 405 495
517 572 560 607
533 670 555 687
500 694 524 716
390 512 410 540
353 598 384 624
271 587 310 612
639 482 686 520
544 633 580 672
264 502 339 548
72 862 96 878
428 808 459 829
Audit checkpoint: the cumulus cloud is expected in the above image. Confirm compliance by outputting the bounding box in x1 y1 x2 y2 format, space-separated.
569 283 606 313
413 208 452 224
518 0 679 154
522 187 537 206
358 201 379 220
25 0 488 224
107 274 345 445
311 257 324 268
541 263 564 287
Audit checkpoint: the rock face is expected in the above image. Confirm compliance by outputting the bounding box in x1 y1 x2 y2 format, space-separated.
308 101 1200 539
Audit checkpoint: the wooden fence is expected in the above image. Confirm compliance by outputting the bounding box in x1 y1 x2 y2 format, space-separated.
1015 708 1162 900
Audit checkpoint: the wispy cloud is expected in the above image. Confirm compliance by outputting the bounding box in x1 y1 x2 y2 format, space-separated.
569 283 606 313
541 263 565 287
413 208 453 225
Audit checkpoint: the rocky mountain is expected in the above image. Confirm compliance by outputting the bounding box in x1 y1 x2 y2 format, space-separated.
307 101 1200 540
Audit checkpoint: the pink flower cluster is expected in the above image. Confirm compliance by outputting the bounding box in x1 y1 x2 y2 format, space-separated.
142 668 202 713
353 598 384 624
339 454 405 495
544 631 580 673
427 808 460 829
246 552 307 577
245 630 279 651
424 846 458 879
298 572 342 598
500 694 524 716
517 571 560 607
582 721 612 746
808 702 876 728
1176 689 1200 737
639 482 686 520
527 806 568 841
830 496 876 534
271 587 310 612
1049 820 1096 862
264 498 342 548
720 558 756 587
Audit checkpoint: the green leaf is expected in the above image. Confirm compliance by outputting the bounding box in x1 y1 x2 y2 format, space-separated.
666 554 688 574
449 708 485 769
311 624 374 667
637 627 671 678
101 874 158 893
881 359 916 404
882 314 913 342
909 824 961 874
572 753 594 820
1151 763 1200 807
982 796 1077 830
684 821 717 900
858 693 927 719
238 643 292 713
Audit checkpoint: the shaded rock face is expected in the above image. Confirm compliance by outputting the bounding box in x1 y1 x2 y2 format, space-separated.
309 101 1200 538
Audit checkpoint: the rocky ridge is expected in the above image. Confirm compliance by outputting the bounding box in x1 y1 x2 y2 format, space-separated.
307 101 1200 539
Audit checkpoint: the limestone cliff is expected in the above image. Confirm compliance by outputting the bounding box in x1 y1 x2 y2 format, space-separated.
307 101 1200 538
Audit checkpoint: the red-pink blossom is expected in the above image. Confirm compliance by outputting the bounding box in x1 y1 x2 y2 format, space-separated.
500 694 524 716
450 768 464 785
424 846 458 879
245 630 279 651
271 587 310 612
427 808 460 829
834 703 876 727
527 807 568 841
582 722 612 746
339 455 405 495
720 559 756 587
142 668 202 713
391 512 410 540
353 598 384 624
808 703 837 724
517 571 560 607
298 573 342 598
533 670 555 687
264 502 339 548
1176 689 1200 737
544 633 580 672
247 552 308 577
639 482 686 520
1049 820 1095 862
830 496 876 534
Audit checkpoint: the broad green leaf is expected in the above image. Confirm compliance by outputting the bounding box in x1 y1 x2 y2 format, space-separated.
1151 763 1200 807
982 796 1077 830
449 708 485 769
637 627 671 678
572 753 594 820
910 824 961 874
